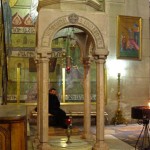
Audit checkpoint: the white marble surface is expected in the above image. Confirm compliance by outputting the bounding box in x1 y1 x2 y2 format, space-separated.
48 136 93 150
36 135 134 150
29 125 136 150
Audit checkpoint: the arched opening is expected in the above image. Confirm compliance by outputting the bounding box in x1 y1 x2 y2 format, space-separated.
49 26 96 103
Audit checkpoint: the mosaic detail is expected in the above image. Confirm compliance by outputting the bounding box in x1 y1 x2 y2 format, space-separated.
11 34 36 47
11 51 35 57
12 13 34 27
11 13 36 48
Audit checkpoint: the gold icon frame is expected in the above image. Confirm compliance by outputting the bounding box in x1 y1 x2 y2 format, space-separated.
117 15 142 60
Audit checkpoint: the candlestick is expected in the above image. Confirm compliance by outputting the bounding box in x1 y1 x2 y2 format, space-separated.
66 115 72 144
111 73 127 125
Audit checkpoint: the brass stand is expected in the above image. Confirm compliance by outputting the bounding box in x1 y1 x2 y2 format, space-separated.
111 73 127 125
66 126 72 144
66 115 72 144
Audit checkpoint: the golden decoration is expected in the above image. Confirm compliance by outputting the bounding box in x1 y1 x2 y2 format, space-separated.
9 0 17 7
111 73 127 125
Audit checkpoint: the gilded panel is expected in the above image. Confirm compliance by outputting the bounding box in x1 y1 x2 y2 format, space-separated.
11 34 36 48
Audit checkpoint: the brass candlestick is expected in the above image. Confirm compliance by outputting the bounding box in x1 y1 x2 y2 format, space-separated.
111 73 127 125
66 115 72 144
66 126 72 144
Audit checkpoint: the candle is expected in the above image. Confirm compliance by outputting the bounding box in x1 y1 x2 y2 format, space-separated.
148 102 150 108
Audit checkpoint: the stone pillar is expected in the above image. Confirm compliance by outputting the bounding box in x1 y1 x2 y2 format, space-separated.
93 57 109 150
82 58 91 139
37 61 40 140
37 58 51 150
34 60 40 144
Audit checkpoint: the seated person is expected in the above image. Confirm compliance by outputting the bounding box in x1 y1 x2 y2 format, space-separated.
48 88 68 129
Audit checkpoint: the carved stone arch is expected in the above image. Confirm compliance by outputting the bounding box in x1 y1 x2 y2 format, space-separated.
41 13 105 57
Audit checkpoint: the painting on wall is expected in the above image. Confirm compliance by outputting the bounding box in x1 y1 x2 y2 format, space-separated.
117 15 142 60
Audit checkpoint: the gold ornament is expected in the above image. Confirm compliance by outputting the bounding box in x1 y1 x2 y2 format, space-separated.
9 0 17 7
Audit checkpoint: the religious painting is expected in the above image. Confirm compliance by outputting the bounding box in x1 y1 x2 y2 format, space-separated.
117 15 142 60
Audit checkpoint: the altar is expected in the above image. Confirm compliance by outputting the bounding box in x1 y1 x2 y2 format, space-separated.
0 105 27 150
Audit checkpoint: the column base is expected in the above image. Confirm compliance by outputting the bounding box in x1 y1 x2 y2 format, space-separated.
93 140 109 150
37 143 52 150
32 136 40 149
81 132 96 141
33 135 40 144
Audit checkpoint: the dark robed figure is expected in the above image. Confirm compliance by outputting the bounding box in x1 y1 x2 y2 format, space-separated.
48 88 67 129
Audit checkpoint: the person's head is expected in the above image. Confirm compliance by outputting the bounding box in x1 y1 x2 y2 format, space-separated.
49 88 57 95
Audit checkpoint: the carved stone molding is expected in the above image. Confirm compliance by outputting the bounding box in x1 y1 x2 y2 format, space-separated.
41 14 105 55
68 13 79 24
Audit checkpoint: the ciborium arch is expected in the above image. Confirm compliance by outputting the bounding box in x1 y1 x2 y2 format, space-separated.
35 12 109 150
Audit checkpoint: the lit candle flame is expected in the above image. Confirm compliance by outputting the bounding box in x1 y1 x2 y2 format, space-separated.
148 102 150 108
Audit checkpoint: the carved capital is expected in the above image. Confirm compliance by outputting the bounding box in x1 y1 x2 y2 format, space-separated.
95 59 105 64
35 47 52 59
34 57 49 64
93 48 108 64
82 56 92 66
93 49 109 58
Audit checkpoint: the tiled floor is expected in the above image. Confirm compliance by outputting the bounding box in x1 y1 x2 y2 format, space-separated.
27 125 135 150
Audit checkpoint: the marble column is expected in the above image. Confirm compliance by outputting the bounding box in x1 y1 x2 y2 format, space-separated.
82 58 91 139
33 60 40 145
37 58 51 150
93 58 109 150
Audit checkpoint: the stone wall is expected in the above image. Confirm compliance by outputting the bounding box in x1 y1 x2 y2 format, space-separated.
105 0 150 123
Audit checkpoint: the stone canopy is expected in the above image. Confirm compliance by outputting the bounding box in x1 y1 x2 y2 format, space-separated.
35 1 109 149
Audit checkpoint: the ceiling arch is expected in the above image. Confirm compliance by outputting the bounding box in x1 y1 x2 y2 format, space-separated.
38 0 104 11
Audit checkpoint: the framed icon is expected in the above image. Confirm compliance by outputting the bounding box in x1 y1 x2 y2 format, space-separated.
117 15 142 60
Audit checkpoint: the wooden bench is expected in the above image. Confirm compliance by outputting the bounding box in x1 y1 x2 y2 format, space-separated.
23 103 108 125
30 111 108 124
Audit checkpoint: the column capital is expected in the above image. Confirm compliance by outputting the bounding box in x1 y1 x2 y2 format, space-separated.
82 56 92 66
93 48 109 57
34 57 49 64
93 48 109 63
35 47 52 59
94 57 105 64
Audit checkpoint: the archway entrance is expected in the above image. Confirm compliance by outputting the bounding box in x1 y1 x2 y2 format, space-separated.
35 8 109 150
49 27 86 103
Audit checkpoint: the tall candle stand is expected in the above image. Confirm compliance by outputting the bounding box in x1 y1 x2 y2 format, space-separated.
111 73 127 125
